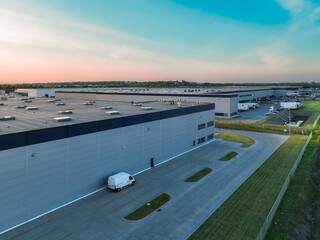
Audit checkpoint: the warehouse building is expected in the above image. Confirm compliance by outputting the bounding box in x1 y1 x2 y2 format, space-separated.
0 97 215 233
14 88 146 98
56 91 238 118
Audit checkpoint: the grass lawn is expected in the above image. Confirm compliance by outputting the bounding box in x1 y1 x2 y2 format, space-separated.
265 126 320 239
185 167 213 182
215 132 254 147
219 152 238 161
125 193 170 220
299 100 320 112
188 135 308 240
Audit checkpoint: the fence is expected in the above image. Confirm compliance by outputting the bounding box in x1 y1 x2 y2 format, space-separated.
255 131 313 240
313 113 320 130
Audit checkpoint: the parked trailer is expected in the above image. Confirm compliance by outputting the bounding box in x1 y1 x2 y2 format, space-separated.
280 102 302 109
238 103 249 111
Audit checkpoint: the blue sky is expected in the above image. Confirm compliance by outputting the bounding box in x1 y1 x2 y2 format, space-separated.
0 0 320 83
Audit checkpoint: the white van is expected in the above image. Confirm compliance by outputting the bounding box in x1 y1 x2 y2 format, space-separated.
107 172 135 192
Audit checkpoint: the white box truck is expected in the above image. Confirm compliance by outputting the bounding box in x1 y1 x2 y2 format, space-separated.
238 103 249 111
107 172 135 192
280 102 302 109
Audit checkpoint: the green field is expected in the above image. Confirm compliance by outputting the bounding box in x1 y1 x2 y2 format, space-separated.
125 193 170 220
299 100 320 112
216 132 254 147
219 152 238 161
265 126 320 239
188 135 308 240
215 120 310 135
185 168 213 182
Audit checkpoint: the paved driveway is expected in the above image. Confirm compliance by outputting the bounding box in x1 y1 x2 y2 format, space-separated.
0 130 288 240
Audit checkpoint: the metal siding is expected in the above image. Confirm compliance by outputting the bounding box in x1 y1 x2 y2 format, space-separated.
160 119 176 160
0 132 27 151
123 125 145 174
27 140 68 218
143 121 162 166
68 121 99 137
67 134 99 201
142 112 161 123
99 118 123 131
27 127 68 145
98 128 124 184
0 148 27 232
123 115 144 127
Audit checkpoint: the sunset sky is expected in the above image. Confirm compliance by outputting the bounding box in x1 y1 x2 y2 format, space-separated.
1 0 320 83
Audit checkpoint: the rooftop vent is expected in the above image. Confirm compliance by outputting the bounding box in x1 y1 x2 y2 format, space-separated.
133 103 142 106
100 106 112 110
58 110 73 114
15 105 27 109
55 103 66 106
106 111 119 115
83 102 93 105
26 107 38 110
0 116 15 121
54 116 72 122
24 100 32 103
141 106 153 110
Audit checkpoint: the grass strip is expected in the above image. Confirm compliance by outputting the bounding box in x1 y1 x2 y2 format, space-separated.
185 167 213 182
125 193 170 220
265 125 320 239
188 135 308 240
216 120 310 135
216 132 254 147
219 152 238 161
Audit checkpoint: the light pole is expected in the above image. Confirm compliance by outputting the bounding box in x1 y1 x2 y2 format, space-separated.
289 108 291 136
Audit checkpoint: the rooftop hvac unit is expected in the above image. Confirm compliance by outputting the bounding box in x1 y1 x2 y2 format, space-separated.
100 106 112 110
106 111 119 115
15 105 27 109
26 107 38 110
54 116 72 122
58 110 73 114
141 106 153 110
0 116 15 121
47 100 55 103
83 102 93 105
55 103 66 106
24 100 32 103
133 103 142 106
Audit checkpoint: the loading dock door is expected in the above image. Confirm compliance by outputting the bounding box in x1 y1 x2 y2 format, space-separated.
150 158 154 168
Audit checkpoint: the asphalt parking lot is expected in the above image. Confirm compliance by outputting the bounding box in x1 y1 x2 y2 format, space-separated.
237 104 274 121
0 130 288 240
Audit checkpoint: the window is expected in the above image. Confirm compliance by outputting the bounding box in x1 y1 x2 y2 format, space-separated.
240 94 253 97
198 137 206 144
231 112 238 116
215 112 228 117
207 121 214 127
198 123 206 130
207 134 214 140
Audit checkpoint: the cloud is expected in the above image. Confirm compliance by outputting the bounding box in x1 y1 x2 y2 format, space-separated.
275 0 310 14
